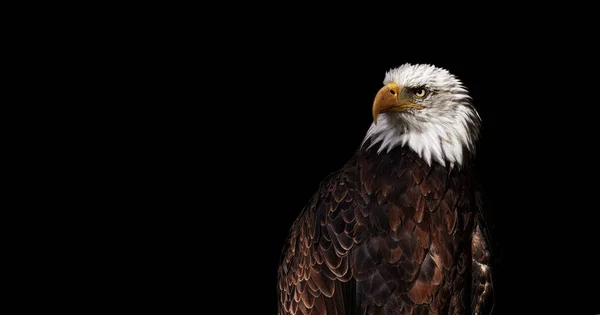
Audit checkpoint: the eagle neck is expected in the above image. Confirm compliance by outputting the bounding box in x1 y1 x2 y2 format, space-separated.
361 113 479 169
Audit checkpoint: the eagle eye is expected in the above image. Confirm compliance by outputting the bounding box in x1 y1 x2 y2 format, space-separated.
414 88 427 98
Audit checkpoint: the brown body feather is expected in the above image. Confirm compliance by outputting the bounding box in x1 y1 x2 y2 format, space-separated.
277 140 493 315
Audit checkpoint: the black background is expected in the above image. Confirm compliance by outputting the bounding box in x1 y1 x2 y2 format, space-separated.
22 6 600 314
144 14 599 314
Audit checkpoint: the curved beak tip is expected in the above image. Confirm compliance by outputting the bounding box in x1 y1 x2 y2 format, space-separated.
372 109 379 125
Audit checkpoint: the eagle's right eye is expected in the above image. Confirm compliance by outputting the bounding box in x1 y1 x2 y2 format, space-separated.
414 89 427 98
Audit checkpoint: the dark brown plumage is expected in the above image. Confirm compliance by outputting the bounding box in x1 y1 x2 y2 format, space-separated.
277 139 493 315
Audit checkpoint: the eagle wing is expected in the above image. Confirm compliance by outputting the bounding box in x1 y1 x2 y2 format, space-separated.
277 168 360 315
471 212 494 315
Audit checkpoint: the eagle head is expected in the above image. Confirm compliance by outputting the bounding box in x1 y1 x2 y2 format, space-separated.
364 63 481 168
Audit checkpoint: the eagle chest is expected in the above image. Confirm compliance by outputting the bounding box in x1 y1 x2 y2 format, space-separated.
354 148 476 275
357 147 476 239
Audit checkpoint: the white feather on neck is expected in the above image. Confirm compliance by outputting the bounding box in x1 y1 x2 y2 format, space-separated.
362 105 480 169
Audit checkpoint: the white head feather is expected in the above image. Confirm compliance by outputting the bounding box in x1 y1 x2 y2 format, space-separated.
363 64 481 168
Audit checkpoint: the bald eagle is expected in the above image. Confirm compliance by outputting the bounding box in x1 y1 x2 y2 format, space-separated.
277 64 494 315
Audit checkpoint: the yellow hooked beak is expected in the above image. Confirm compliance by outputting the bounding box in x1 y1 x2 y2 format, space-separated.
372 82 423 124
